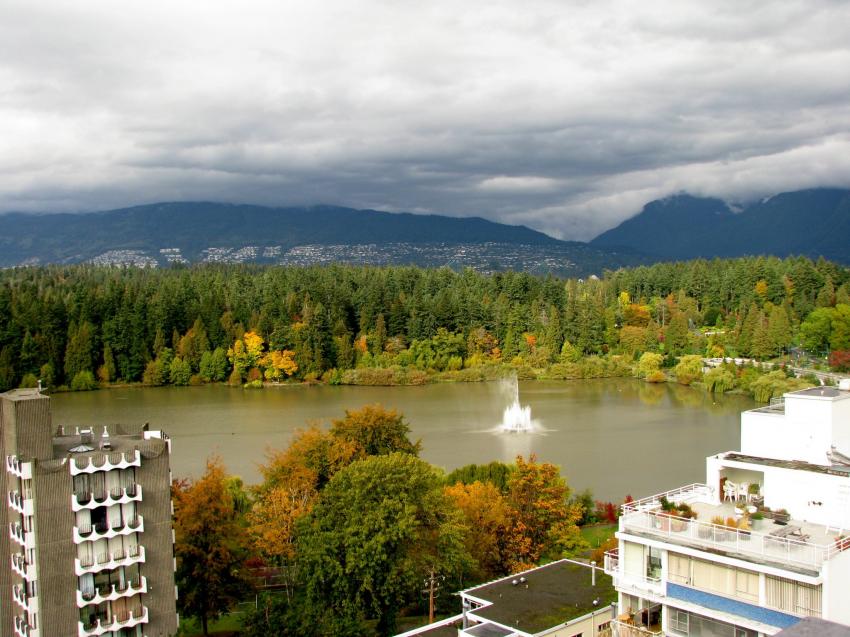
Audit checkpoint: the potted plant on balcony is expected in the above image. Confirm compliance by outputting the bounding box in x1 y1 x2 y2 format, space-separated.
773 508 791 525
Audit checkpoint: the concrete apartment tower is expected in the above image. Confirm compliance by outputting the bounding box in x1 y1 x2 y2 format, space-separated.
0 388 178 637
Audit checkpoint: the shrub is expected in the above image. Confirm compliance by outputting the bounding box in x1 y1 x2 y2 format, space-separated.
829 350 850 372
705 367 736 394
637 352 663 379
70 370 98 391
243 379 263 389
674 355 703 385
646 370 667 383
19 373 38 389
227 368 243 386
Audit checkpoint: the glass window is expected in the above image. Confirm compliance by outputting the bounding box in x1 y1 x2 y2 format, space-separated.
646 547 662 580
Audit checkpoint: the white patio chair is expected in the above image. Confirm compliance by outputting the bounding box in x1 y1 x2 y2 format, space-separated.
723 481 737 502
737 482 749 502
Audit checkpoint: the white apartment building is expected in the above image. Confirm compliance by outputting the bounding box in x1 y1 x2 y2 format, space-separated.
604 384 850 637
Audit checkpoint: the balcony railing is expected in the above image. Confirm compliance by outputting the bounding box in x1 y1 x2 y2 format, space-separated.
72 484 142 511
75 544 144 576
6 455 32 480
8 490 34 516
71 450 140 476
11 553 36 581
73 515 143 543
620 484 850 569
76 576 147 607
78 605 148 636
13 615 30 637
609 619 663 637
9 523 34 549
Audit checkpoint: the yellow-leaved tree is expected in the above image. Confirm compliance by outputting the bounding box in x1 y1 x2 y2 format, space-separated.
261 349 298 381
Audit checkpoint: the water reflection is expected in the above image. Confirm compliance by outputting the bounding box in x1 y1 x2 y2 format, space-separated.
51 379 754 501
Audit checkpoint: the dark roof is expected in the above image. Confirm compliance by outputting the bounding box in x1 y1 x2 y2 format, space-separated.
463 560 616 634
722 452 850 476
775 618 850 636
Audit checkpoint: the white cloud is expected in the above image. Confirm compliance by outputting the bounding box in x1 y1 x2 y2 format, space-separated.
1 0 849 238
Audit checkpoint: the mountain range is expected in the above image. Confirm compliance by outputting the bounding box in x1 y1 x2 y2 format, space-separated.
2 188 849 274
0 202 644 276
591 188 850 262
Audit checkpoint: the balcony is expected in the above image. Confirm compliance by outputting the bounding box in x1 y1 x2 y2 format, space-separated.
8 490 34 516
609 619 663 637
71 450 140 476
75 545 145 576
13 616 31 637
6 455 32 479
11 553 36 581
603 548 663 596
12 584 33 612
72 484 142 511
77 576 147 607
619 484 850 570
73 515 143 543
78 606 148 637
9 523 34 549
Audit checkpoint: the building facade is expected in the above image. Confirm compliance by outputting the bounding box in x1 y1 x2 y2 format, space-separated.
0 388 179 637
605 385 850 637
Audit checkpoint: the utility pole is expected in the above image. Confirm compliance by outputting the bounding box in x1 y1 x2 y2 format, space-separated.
422 567 444 623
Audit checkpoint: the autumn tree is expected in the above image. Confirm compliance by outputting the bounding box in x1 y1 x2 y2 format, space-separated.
228 330 264 377
445 480 511 579
174 457 253 636
503 454 585 572
297 453 470 636
261 349 298 381
329 404 421 458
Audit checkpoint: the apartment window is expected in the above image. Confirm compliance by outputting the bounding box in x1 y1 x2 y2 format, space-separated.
670 609 689 634
597 621 610 632
766 576 822 617
646 547 662 581
668 553 691 585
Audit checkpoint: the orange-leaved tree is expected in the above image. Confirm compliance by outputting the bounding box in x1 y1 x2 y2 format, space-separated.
173 456 252 636
503 454 586 572
444 480 511 579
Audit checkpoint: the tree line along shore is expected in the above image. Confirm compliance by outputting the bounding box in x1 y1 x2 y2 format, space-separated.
2 256 850 402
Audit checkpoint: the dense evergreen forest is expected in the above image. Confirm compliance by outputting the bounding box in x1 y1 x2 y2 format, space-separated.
2 256 850 393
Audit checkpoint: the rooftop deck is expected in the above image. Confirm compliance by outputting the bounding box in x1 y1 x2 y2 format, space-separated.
619 485 850 572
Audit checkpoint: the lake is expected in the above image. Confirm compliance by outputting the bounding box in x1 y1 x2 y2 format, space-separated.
50 379 754 501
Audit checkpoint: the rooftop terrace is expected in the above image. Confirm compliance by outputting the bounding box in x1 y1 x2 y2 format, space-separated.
619 485 850 573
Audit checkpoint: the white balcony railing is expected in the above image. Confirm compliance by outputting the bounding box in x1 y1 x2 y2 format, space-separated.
77 576 147 607
620 484 850 569
71 450 140 476
75 545 144 576
13 615 31 637
6 455 32 479
609 619 663 637
8 490 34 516
9 523 34 549
72 484 142 512
11 553 36 581
78 606 148 637
73 516 144 544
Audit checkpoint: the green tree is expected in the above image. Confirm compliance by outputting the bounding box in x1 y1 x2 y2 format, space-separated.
800 307 833 353
329 404 421 458
169 356 192 386
297 453 470 636
174 457 253 636
64 321 95 380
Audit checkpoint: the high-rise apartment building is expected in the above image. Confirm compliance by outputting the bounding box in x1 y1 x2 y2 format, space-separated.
1 388 178 637
605 385 850 636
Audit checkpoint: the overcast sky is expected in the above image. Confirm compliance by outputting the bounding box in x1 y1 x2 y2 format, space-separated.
2 0 849 240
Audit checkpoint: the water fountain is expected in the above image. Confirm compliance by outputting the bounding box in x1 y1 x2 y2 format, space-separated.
499 376 534 433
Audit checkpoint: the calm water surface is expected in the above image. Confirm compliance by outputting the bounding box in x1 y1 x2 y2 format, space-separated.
50 380 754 500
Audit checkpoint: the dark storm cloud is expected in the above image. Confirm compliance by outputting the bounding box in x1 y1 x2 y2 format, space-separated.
2 0 849 239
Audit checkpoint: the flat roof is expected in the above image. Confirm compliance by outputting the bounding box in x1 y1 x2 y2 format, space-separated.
463 560 615 634
775 618 850 636
722 452 850 476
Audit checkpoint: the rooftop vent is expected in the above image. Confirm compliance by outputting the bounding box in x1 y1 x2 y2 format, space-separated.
840 379 850 392
68 444 94 454
80 428 93 444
